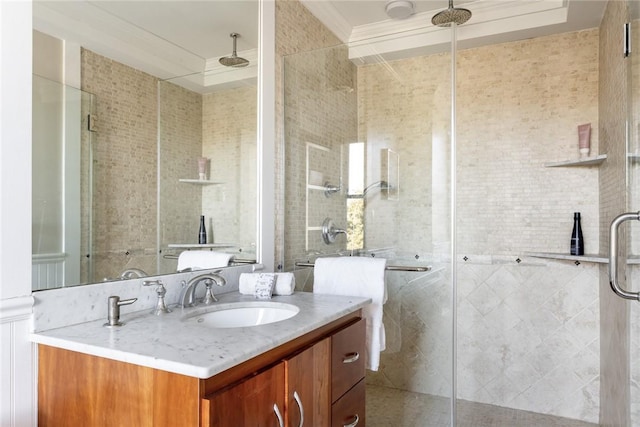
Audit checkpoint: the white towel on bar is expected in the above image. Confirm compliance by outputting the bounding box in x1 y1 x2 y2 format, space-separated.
177 251 232 271
313 256 387 371
239 272 296 296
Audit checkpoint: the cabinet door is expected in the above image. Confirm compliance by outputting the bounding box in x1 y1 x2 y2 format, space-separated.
205 363 286 427
285 338 330 427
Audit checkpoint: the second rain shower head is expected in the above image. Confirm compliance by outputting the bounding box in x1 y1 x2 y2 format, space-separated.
431 0 472 27
219 33 249 68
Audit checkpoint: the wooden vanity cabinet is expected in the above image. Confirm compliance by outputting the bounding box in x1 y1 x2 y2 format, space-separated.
38 311 364 427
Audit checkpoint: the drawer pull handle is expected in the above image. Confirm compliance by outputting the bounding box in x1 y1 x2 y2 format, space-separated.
343 414 359 427
293 391 304 427
273 403 284 427
342 352 360 364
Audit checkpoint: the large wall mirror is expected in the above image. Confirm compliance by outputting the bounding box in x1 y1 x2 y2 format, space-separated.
32 1 260 290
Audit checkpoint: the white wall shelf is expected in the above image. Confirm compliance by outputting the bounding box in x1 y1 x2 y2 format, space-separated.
543 154 607 168
307 184 326 191
178 179 224 185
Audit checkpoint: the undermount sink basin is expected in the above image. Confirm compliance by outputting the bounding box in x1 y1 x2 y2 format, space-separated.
183 301 300 328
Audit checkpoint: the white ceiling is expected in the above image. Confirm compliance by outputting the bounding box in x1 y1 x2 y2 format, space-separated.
33 0 607 89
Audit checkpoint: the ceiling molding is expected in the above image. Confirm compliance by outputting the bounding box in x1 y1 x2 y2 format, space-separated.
33 2 205 79
349 0 565 42
298 0 591 63
298 0 352 43
349 7 568 62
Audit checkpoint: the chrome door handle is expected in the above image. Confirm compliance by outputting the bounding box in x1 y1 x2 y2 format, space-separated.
343 414 359 427
609 211 640 300
274 403 284 427
293 391 304 427
342 352 360 364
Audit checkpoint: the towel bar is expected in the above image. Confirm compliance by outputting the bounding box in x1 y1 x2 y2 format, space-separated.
294 261 431 272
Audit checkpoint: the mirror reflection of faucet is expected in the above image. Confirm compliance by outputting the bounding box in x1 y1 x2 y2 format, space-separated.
323 182 341 197
322 217 347 245
120 268 148 280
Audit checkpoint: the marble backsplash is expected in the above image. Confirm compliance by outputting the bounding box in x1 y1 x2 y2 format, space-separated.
32 264 260 332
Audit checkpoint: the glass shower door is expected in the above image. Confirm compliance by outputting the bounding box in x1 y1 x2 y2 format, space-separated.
608 1 640 424
627 2 640 424
282 36 455 426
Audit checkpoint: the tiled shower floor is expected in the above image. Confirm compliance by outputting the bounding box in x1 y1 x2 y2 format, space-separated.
366 385 599 427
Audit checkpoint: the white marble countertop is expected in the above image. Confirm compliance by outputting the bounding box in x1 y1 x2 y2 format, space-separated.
30 292 369 379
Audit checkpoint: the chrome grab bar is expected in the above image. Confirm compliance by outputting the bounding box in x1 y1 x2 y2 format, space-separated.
608 211 640 301
294 261 431 272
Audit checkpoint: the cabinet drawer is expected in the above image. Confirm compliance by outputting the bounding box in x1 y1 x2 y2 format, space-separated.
331 379 365 427
331 318 365 402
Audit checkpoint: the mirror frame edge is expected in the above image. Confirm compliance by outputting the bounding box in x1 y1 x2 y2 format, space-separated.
257 0 276 272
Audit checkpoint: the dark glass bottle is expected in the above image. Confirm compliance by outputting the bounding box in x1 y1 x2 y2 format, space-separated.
570 212 584 256
198 215 207 244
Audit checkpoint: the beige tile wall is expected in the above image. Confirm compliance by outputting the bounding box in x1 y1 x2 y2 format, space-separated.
457 30 599 256
276 0 350 270
83 51 256 278
81 49 159 280
157 81 203 272
202 85 257 253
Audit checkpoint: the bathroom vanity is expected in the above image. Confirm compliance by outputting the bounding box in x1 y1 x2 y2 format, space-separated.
33 292 368 426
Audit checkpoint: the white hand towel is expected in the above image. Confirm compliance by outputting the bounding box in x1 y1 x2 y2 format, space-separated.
177 251 232 271
313 257 387 371
239 272 295 296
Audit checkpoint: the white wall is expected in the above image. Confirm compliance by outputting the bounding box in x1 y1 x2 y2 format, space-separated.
0 1 36 426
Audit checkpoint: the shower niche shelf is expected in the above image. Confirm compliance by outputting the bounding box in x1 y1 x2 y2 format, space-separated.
526 252 640 265
525 251 608 263
543 154 607 168
178 179 223 185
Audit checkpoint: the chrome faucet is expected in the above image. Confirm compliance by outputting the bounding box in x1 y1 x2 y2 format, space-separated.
119 268 148 279
179 272 226 308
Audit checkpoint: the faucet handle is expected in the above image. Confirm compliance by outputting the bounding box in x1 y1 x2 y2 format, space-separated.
143 280 172 315
143 279 163 288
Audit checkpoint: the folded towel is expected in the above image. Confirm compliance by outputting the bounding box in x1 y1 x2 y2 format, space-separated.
239 272 295 296
177 251 232 271
313 257 387 371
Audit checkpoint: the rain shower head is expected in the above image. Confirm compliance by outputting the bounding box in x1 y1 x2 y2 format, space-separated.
431 0 472 27
219 33 249 68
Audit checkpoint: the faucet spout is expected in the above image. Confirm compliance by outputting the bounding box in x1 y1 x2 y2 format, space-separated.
179 272 226 308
